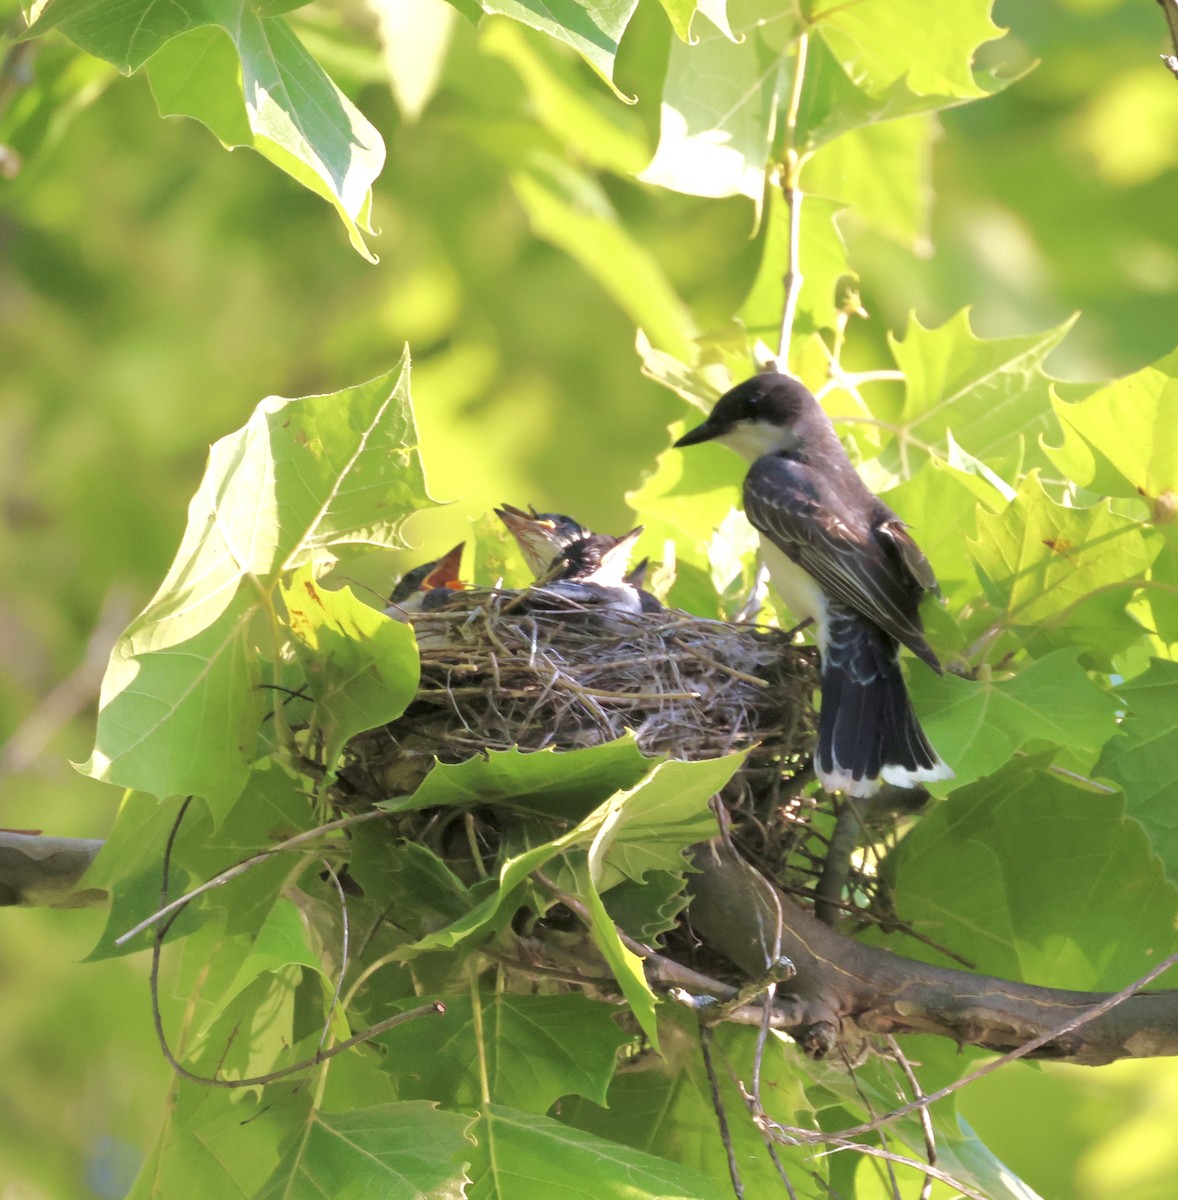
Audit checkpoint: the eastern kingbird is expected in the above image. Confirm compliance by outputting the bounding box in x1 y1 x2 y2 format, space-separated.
674 372 953 797
531 527 646 614
383 542 466 620
496 504 663 612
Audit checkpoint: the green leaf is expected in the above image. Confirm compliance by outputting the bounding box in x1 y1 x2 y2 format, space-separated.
910 649 1122 789
966 472 1156 666
886 311 1074 480
509 155 697 359
483 19 651 175
1095 658 1178 884
797 3 1010 150
478 0 640 91
258 1101 473 1199
280 567 420 775
469 1104 730 1200
1046 347 1178 507
380 735 660 820
32 1 386 258
379 992 629 1111
639 2 792 203
882 761 1178 990
81 354 434 810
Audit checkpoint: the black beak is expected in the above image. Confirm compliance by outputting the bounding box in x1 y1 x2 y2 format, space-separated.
674 418 722 448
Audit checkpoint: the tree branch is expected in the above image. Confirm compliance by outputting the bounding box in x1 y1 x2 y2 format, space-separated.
1157 0 1178 78
688 837 1178 1065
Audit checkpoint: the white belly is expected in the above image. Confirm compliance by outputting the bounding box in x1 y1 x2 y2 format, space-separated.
759 537 829 652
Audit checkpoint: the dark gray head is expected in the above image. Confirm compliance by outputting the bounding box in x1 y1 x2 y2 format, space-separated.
495 503 591 577
674 373 822 464
550 528 643 586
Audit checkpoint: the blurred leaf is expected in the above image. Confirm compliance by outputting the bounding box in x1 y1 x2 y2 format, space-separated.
911 649 1121 789
886 310 1074 480
371 0 458 122
280 567 420 775
477 0 640 90
967 472 1156 666
379 992 629 1110
81 355 433 810
510 155 697 359
258 1101 473 1199
1095 658 1178 884
640 2 792 203
469 1104 730 1200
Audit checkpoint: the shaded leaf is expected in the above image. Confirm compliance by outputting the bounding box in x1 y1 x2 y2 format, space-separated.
379 992 629 1111
469 1103 729 1200
258 1101 473 1199
911 649 1122 789
1095 658 1178 885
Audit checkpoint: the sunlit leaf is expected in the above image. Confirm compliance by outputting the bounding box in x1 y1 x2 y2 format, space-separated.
81 354 434 810
371 0 457 122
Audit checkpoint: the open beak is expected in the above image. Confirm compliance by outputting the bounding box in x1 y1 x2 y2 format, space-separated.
422 542 465 591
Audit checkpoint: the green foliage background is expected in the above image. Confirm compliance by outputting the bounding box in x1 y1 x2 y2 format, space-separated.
3 0 1178 1197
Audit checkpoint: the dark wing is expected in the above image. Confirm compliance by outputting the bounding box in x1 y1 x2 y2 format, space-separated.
743 454 940 670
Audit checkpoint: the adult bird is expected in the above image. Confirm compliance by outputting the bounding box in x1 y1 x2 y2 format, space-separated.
674 372 952 797
496 503 662 612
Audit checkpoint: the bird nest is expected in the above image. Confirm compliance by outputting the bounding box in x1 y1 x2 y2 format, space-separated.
339 588 819 817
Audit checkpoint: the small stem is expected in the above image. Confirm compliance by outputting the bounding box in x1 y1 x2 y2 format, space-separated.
776 32 810 370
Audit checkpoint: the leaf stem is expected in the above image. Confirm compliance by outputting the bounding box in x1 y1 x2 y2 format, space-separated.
776 31 810 370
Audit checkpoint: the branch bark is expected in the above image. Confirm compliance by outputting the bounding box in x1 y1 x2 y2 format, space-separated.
688 837 1178 1066
0 833 106 907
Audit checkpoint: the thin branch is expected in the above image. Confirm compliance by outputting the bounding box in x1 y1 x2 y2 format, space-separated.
885 1035 936 1200
701 1027 744 1199
1157 0 1178 77
775 32 810 369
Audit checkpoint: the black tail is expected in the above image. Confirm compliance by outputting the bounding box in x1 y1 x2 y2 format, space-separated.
816 608 951 797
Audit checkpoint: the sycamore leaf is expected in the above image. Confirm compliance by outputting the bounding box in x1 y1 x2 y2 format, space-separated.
966 472 1156 666
30 1 385 258
378 992 629 1111
379 735 661 821
1095 658 1178 885
81 354 434 810
280 567 421 775
370 0 457 123
886 311 1074 480
1044 351 1178 643
909 650 1122 789
797 3 1010 150
477 0 640 92
640 3 792 204
258 1102 473 1200
883 761 1178 990
469 1104 730 1200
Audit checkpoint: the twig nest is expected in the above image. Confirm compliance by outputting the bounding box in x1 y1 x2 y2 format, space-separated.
341 589 818 810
